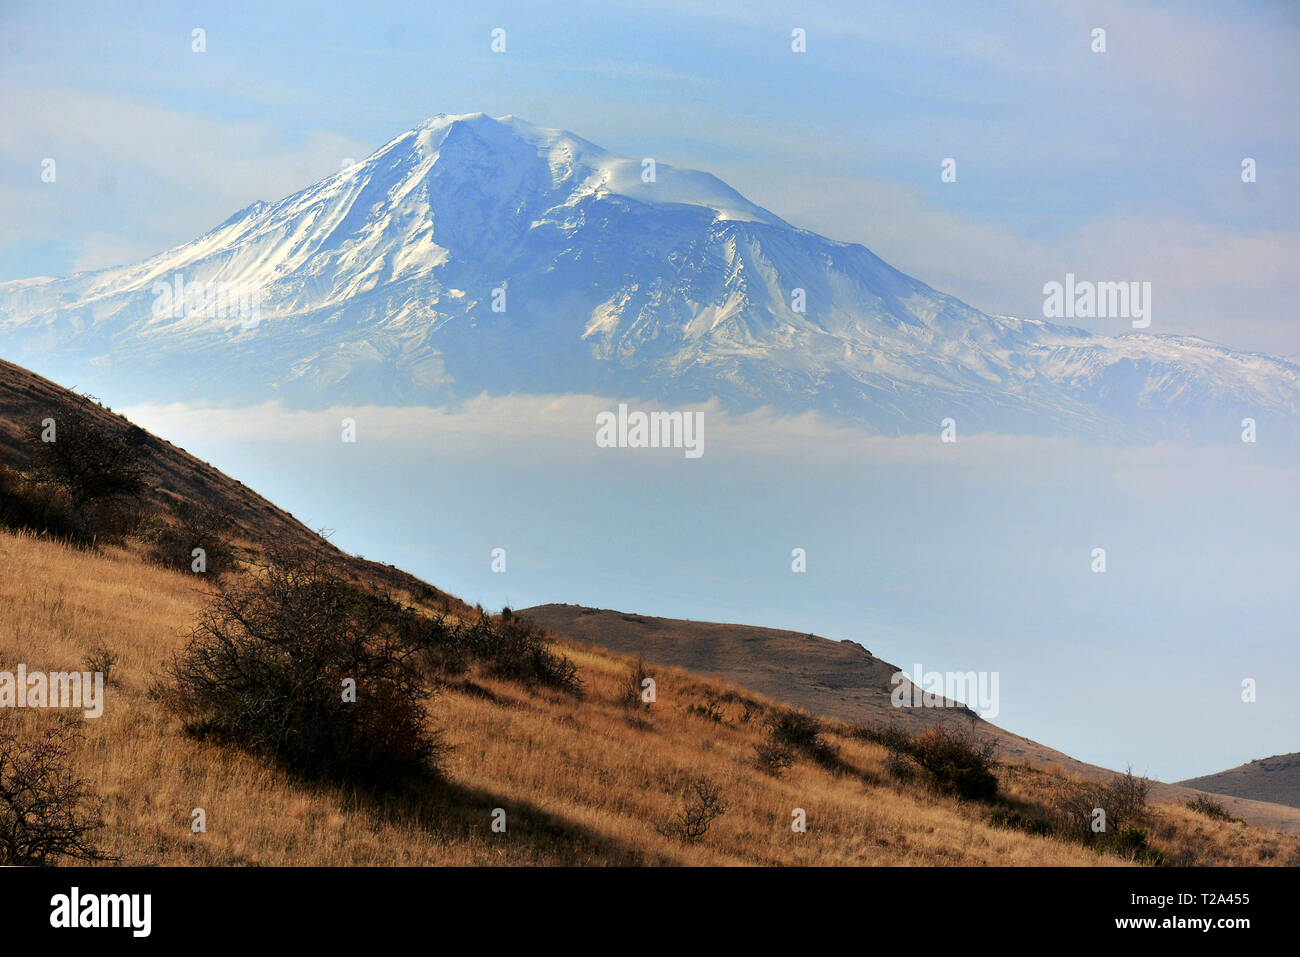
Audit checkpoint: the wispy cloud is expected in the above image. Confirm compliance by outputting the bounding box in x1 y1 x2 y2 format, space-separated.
0 86 373 274
122 394 1300 499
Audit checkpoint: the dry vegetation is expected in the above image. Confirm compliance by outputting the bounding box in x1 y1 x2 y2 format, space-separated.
3 528 1298 867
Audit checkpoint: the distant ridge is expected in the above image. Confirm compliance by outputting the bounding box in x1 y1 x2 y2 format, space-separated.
521 602 1300 834
1180 753 1300 810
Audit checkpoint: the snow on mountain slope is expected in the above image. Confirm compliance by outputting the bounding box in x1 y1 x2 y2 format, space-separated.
2 111 1297 440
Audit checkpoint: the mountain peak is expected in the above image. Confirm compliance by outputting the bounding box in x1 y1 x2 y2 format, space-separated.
379 111 790 229
2 112 1298 440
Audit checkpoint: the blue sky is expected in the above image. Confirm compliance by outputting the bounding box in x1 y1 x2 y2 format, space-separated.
2 0 1298 352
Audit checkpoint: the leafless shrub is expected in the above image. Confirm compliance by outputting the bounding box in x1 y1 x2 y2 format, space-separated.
618 657 652 710
665 778 728 842
1186 793 1240 823
0 713 111 865
83 645 118 685
1053 766 1156 857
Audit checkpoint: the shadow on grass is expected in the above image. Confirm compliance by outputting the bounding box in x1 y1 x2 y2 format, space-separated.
349 776 673 866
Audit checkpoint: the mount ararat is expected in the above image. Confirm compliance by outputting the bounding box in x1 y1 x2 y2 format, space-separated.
3 112 1296 440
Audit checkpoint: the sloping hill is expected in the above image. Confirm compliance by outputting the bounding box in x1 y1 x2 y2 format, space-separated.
0 357 467 615
3 526 1298 865
520 603 1300 835
1180 753 1300 810
524 603 989 732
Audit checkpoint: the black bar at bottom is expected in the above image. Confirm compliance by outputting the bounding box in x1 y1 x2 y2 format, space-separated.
0 865 1280 944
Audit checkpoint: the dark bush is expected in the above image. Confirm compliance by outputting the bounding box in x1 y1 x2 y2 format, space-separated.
0 713 111 865
26 396 146 541
414 607 581 694
989 804 1052 836
485 609 581 693
1186 793 1239 823
753 740 795 776
141 502 241 579
686 692 725 723
765 708 840 769
411 610 471 677
0 462 92 543
767 709 822 750
854 724 920 781
909 724 999 801
1104 765 1152 824
2 396 148 544
885 749 915 782
852 723 907 748
158 552 445 788
1098 824 1164 864
356 601 583 697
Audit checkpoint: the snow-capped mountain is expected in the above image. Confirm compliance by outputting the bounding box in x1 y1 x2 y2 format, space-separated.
3 111 1297 439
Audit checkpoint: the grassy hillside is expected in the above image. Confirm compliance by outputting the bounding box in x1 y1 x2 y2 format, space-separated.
523 604 1300 836
3 528 1298 866
521 603 1091 764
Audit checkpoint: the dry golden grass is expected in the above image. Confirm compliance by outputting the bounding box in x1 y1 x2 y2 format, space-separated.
2 527 1297 867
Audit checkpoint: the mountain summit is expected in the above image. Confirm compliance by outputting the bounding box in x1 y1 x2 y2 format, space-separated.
3 112 1297 439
